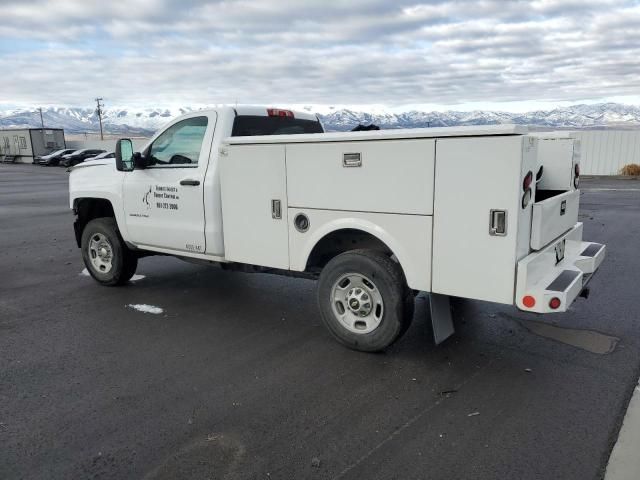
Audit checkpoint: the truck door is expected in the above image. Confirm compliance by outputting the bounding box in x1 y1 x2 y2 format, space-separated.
123 112 216 254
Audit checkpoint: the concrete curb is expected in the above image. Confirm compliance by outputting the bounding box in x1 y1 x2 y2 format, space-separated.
605 380 640 480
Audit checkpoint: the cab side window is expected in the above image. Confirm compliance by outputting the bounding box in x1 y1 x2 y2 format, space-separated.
148 116 208 166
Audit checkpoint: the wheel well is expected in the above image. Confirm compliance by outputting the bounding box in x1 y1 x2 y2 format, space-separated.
305 229 394 272
73 198 115 247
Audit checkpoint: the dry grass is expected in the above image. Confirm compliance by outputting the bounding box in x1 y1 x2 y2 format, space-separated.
620 164 640 176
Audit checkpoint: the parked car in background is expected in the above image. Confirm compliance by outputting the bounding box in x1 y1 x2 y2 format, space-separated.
36 149 77 166
83 151 115 162
60 149 106 167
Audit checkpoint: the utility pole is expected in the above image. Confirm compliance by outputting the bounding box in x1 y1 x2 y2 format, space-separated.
95 97 104 140
38 107 45 129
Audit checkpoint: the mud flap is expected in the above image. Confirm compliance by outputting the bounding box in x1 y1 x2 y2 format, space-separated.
73 219 82 248
430 293 455 344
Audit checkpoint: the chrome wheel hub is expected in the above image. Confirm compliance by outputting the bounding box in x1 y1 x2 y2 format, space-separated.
331 273 384 334
88 233 113 274
346 287 372 317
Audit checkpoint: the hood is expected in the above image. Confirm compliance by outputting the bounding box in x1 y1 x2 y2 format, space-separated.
70 158 114 170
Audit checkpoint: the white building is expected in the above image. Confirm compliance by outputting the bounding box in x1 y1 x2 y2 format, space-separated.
0 128 66 163
570 130 640 176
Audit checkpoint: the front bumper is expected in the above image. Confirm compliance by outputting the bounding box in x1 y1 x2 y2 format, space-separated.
515 223 605 313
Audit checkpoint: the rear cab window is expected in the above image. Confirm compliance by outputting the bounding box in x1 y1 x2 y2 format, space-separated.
232 116 323 137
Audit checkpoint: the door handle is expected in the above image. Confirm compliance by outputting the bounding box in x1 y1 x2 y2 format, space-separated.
180 179 200 186
271 199 282 219
489 209 507 236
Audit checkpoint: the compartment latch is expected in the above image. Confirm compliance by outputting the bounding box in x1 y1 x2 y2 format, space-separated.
489 209 507 236
343 152 362 167
271 199 282 219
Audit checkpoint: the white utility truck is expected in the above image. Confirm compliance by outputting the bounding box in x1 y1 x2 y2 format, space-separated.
69 106 605 352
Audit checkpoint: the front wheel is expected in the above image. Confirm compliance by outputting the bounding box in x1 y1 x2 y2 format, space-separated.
81 217 138 286
317 250 412 352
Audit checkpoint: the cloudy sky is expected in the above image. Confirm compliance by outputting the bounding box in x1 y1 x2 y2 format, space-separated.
0 0 639 112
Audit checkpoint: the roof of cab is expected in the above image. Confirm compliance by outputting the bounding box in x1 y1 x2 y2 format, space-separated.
214 105 319 122
225 124 528 145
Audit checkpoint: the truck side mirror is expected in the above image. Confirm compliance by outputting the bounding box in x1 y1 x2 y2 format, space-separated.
132 152 148 169
115 139 134 171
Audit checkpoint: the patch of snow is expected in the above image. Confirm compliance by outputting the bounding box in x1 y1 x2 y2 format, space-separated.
81 269 145 282
127 304 163 314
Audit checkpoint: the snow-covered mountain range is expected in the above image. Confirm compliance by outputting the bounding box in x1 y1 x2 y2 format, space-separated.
318 103 640 131
1 103 639 135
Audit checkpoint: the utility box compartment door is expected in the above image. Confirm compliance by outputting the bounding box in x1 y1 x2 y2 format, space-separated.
220 144 289 269
536 138 577 191
286 139 435 215
530 189 580 250
432 136 531 304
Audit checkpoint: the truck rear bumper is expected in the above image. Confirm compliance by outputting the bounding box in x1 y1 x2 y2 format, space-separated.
515 223 605 313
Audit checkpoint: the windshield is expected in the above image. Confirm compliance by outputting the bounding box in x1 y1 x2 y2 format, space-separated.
232 115 323 136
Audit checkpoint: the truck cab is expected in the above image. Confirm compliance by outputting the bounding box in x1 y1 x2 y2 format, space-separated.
70 108 605 353
70 106 323 258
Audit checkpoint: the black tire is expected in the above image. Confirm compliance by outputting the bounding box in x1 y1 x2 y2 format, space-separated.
317 249 412 352
81 217 138 286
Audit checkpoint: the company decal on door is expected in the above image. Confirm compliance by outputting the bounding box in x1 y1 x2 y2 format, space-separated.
153 185 180 211
130 184 181 218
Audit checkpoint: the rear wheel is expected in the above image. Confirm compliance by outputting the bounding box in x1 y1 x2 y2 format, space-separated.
317 249 412 352
81 217 138 286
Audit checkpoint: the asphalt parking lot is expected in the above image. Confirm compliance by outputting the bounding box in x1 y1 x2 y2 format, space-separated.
1 164 639 480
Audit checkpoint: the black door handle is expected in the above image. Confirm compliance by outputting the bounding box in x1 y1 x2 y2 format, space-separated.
180 179 200 186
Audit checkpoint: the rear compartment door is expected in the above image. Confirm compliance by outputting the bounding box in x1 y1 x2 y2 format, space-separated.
536 138 576 191
431 136 535 304
530 190 580 250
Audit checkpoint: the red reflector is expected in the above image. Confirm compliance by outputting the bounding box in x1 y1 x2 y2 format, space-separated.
523 171 533 191
523 295 536 308
267 108 294 118
549 297 561 310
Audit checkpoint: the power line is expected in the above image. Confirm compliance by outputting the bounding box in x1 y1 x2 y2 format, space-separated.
95 97 104 140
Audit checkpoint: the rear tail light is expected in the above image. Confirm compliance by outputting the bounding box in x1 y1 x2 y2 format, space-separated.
549 297 561 310
267 108 294 118
522 295 536 308
521 170 533 208
574 163 580 188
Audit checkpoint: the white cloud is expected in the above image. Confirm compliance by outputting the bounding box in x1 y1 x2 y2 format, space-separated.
0 0 638 108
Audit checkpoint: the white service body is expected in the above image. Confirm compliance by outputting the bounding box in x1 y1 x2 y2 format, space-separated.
69 107 605 343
